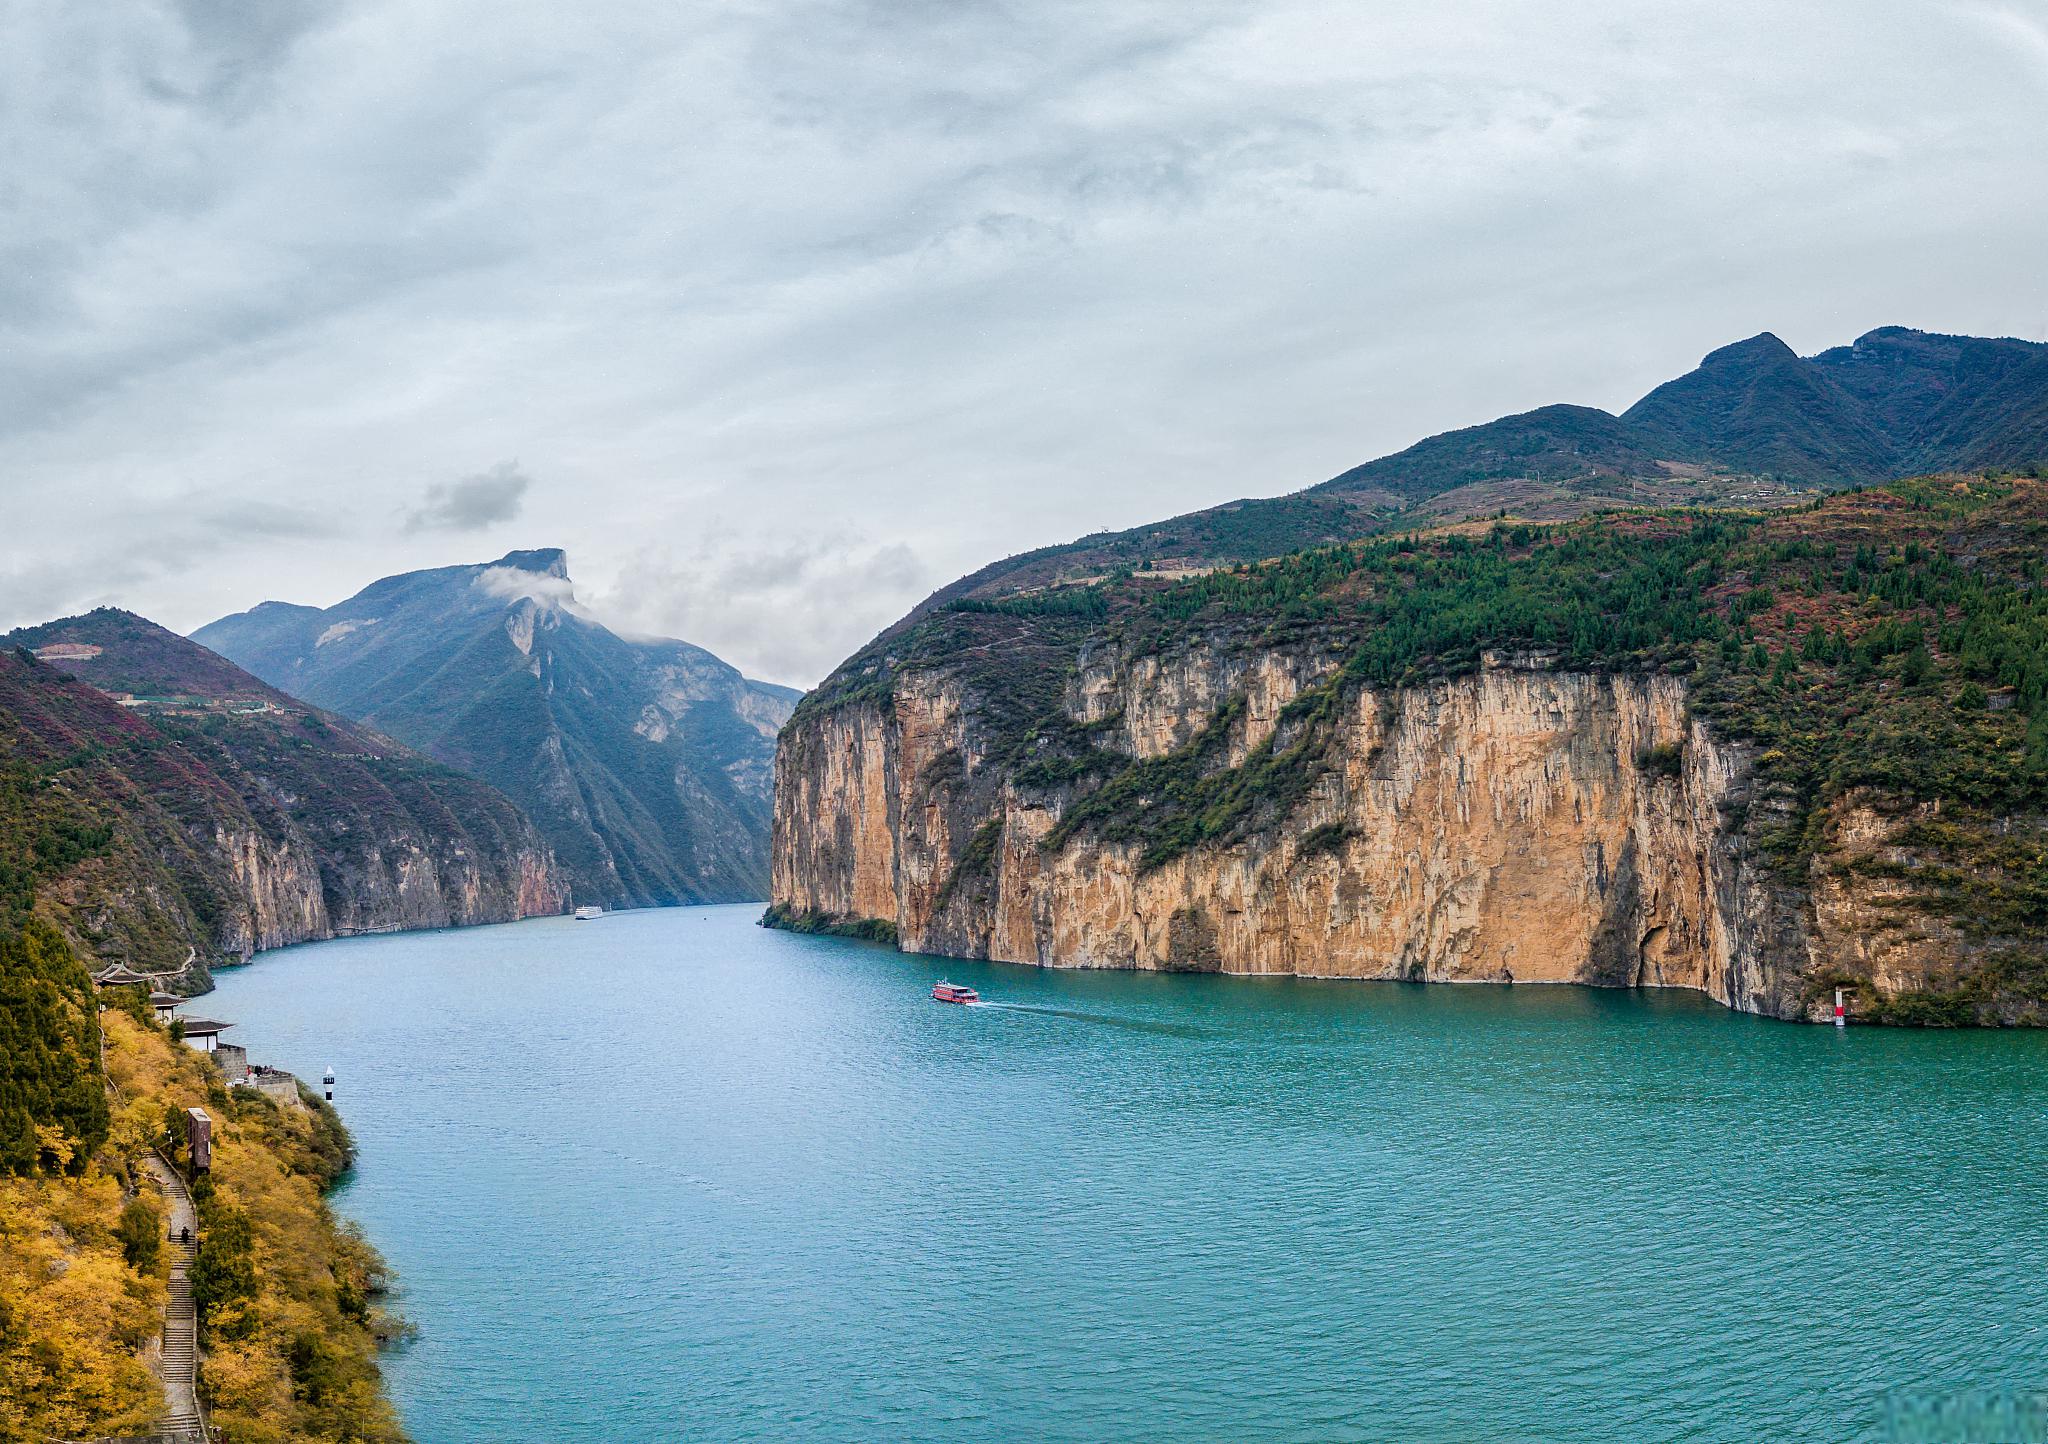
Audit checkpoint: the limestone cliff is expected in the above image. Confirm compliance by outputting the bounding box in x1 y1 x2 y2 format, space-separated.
774 659 1831 1011
202 805 568 958
774 479 2048 1024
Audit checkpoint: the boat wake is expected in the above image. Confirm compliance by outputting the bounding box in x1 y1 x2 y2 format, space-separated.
965 999 1211 1039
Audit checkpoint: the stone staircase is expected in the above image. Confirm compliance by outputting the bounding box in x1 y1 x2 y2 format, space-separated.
142 1157 206 1442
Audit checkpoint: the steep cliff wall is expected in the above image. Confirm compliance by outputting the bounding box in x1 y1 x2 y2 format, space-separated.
203 806 569 958
774 480 2048 1025
773 659 1845 1015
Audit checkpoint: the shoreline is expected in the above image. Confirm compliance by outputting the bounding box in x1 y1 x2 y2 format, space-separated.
193 897 773 996
761 904 1945 1029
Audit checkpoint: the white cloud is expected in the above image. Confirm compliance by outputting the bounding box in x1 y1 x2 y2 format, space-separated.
1 0 2044 683
595 529 926 689
474 564 577 611
1963 3 2048 82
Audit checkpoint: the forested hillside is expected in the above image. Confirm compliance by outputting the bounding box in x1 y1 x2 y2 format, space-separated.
97 1009 409 1442
0 748 115 1176
2 612 565 985
881 327 2048 622
0 718 408 1439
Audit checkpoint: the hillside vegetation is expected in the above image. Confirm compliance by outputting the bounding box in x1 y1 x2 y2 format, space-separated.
0 1160 165 1440
101 1011 408 1444
0 751 114 1173
0 761 162 1439
2 612 564 984
0 735 408 1440
875 327 2048 622
0 964 409 1443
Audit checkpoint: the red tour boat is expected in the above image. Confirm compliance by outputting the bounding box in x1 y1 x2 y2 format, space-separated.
931 981 979 1005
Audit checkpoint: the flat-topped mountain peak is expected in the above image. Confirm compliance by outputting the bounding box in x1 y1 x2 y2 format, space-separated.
487 546 570 578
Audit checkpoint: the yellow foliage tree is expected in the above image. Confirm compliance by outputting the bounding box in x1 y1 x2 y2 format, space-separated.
0 1169 162 1442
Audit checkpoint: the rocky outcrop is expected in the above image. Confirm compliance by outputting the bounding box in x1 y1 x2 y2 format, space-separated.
211 816 569 958
773 646 1984 1022
65 801 567 981
218 826 330 955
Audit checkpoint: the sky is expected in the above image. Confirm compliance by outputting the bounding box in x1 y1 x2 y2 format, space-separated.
3 1 2046 688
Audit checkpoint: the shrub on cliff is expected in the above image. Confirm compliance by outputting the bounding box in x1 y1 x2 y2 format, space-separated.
1637 742 1686 779
761 904 899 944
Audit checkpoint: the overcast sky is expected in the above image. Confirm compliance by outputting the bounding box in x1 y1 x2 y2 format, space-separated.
3 1 2045 687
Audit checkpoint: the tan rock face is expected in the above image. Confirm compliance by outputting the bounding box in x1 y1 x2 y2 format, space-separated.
206 821 569 961
219 826 329 953
773 649 1992 1022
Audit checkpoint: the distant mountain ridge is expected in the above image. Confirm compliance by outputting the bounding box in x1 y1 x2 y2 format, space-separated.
2 609 566 982
196 550 798 907
901 327 2048 615
1324 326 2048 500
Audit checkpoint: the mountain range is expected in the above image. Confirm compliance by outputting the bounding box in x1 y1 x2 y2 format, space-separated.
1328 326 2048 500
196 549 798 907
912 327 2048 609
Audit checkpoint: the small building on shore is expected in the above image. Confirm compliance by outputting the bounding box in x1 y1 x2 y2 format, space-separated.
160 1006 311 1111
236 1065 307 1110
176 1017 234 1054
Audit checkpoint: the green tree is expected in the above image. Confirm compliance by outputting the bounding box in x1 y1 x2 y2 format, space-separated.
0 918 109 1173
117 1196 162 1273
160 1102 187 1161
190 1198 257 1334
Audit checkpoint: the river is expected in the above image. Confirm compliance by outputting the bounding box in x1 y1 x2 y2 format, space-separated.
205 904 2048 1443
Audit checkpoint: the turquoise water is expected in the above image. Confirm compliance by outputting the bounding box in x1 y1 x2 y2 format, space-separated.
207 906 2048 1443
